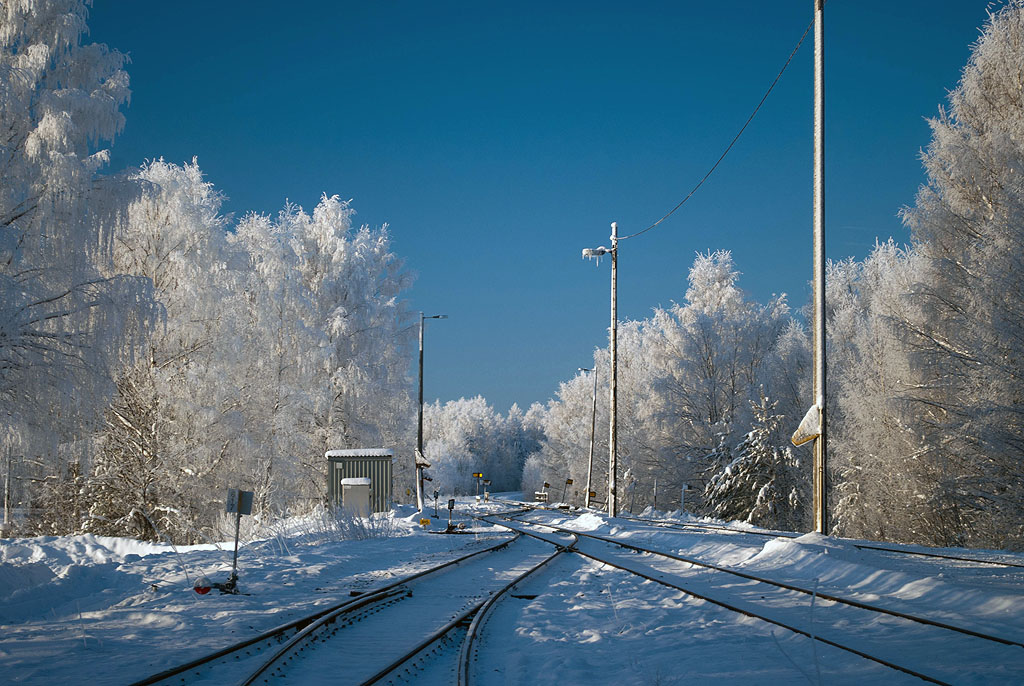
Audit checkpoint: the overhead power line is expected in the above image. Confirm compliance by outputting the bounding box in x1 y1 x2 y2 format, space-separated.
619 17 815 242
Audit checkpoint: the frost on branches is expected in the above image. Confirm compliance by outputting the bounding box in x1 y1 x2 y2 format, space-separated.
523 251 811 514
831 2 1024 549
1 0 157 517
898 1 1024 548
422 397 542 496
0 1 419 540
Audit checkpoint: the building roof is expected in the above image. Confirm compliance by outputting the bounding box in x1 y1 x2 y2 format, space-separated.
325 448 394 458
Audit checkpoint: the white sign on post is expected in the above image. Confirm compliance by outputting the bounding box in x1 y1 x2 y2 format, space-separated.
222 488 254 594
226 489 254 515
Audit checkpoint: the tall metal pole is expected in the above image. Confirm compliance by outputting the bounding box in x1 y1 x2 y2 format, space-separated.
812 0 828 534
416 313 426 513
416 313 446 513
3 443 11 533
608 221 619 517
583 368 598 508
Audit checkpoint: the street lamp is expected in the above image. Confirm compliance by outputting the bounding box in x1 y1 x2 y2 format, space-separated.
417 312 447 512
578 367 598 509
581 221 619 517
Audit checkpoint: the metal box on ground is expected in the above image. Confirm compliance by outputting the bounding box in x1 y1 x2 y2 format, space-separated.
326 449 393 513
340 478 372 517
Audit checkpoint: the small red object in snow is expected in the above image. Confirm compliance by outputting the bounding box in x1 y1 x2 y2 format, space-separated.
194 576 212 595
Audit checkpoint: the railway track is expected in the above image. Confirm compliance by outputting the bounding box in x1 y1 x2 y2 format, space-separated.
486 510 1024 685
128 503 1021 685
131 531 568 686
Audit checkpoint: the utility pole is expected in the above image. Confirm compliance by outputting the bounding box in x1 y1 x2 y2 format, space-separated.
812 0 828 534
581 367 598 509
416 313 447 513
3 442 11 534
581 221 619 517
608 221 619 517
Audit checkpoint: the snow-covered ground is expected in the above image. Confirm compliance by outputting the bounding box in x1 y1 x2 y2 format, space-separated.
1 496 1022 684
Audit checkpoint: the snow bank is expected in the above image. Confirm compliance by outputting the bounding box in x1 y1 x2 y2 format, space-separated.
564 512 606 532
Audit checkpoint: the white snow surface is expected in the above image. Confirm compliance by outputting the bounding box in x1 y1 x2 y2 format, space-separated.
2 498 1023 684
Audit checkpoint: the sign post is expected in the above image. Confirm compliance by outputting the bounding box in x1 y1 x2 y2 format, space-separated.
562 478 574 503
223 488 253 594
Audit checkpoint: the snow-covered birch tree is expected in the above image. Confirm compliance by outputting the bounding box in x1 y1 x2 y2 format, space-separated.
87 158 246 541
1 0 157 524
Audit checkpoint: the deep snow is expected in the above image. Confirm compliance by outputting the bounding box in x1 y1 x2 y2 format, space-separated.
1 497 1022 684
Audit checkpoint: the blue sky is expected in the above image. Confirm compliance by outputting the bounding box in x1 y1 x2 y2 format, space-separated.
88 1 989 412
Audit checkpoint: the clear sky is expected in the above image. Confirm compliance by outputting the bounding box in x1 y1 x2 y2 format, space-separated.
87 1 989 413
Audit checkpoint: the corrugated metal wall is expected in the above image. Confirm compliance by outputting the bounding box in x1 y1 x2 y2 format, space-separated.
327 456 393 513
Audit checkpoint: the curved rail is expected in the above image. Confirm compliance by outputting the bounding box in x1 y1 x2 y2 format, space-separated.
240 529 576 686
455 542 570 686
130 533 518 686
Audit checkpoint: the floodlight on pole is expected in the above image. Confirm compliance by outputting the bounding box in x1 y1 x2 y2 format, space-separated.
417 312 447 513
581 221 619 517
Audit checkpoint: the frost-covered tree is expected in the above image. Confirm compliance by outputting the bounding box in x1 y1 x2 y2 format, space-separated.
87 159 247 541
84 177 417 542
522 369 608 503
525 251 807 515
636 251 791 500
233 195 416 509
424 396 541 495
826 243 939 544
893 1 1024 548
1 0 157 525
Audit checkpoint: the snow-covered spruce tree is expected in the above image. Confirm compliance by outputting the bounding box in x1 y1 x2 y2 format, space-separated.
703 394 809 531
897 2 1024 549
1 0 157 530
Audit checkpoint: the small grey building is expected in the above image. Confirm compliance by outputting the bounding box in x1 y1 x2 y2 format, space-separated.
326 449 393 513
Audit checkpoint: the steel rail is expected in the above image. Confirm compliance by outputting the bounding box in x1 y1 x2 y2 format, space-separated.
455 532 575 686
571 534 949 685
237 532 522 686
495 503 1024 567
257 527 567 686
510 512 1024 648
131 533 517 686
238 586 410 686
360 541 570 686
486 514 953 686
